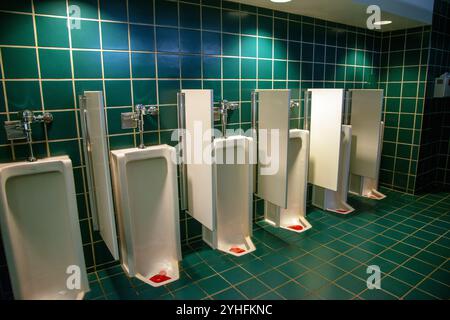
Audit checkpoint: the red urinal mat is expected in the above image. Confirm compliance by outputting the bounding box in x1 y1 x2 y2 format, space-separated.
287 225 304 231
230 247 246 254
149 271 171 283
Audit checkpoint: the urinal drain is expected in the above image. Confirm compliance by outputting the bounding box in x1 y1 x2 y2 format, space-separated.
149 271 171 283
230 247 246 254
287 225 304 231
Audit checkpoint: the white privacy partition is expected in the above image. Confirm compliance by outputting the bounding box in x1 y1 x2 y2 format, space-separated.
256 89 290 208
349 89 386 200
308 89 344 191
309 89 355 214
79 91 119 260
182 89 216 231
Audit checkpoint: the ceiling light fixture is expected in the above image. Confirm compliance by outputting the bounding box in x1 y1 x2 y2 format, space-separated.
373 20 392 26
270 0 292 3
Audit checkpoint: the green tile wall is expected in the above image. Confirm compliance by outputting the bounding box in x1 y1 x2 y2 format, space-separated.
0 0 445 300
377 26 430 194
416 0 450 192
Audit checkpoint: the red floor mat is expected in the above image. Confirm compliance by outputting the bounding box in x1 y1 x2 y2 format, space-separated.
287 225 304 231
230 247 246 254
149 271 171 284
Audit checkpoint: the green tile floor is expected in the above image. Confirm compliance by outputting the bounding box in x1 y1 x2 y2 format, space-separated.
85 188 449 300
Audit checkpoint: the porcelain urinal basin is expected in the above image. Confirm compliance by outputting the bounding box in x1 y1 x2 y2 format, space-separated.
265 129 312 233
110 145 181 287
0 156 89 300
202 135 256 256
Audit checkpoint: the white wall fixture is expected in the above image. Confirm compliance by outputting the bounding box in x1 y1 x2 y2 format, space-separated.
79 91 119 259
308 89 355 214
254 89 311 233
349 89 386 200
0 156 89 299
203 136 255 256
110 145 181 287
179 89 256 256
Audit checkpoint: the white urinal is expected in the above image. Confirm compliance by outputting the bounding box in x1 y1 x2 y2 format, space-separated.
202 135 256 256
312 125 355 214
110 145 181 287
265 129 312 233
0 156 89 300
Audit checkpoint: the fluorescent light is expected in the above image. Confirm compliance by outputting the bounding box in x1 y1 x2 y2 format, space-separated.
373 20 392 26
270 0 292 3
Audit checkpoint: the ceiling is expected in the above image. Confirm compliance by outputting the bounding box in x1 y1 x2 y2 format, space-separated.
229 0 434 31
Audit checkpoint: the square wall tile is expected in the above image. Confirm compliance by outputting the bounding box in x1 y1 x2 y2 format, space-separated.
99 0 127 21
36 16 69 48
131 53 156 78
157 54 180 78
130 25 154 52
156 27 179 53
73 51 102 79
2 47 38 79
203 56 221 79
158 80 179 104
128 0 154 24
181 56 202 79
69 0 99 19
47 110 78 140
180 29 201 54
5 81 41 112
103 52 130 78
102 22 128 50
155 0 178 27
202 31 221 55
39 49 72 79
42 81 74 110
71 20 100 49
0 13 35 46
105 81 132 107
133 80 157 105
180 3 200 29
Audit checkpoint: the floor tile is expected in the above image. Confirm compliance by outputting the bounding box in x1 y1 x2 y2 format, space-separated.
212 288 246 300
275 281 310 300
197 275 230 295
236 278 270 299
221 267 252 285
317 284 354 300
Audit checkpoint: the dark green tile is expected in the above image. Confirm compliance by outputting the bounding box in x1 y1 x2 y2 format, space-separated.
296 271 329 291
71 20 100 49
276 281 309 300
39 49 72 79
105 81 132 107
128 0 154 24
42 81 74 109
197 275 230 295
36 16 69 48
2 47 38 79
47 110 78 139
212 288 246 300
5 81 41 112
73 51 102 78
317 284 354 300
0 12 34 46
102 22 128 50
133 80 157 105
35 0 67 16
236 278 269 299
258 269 290 288
221 267 252 284
103 52 130 78
132 53 156 78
